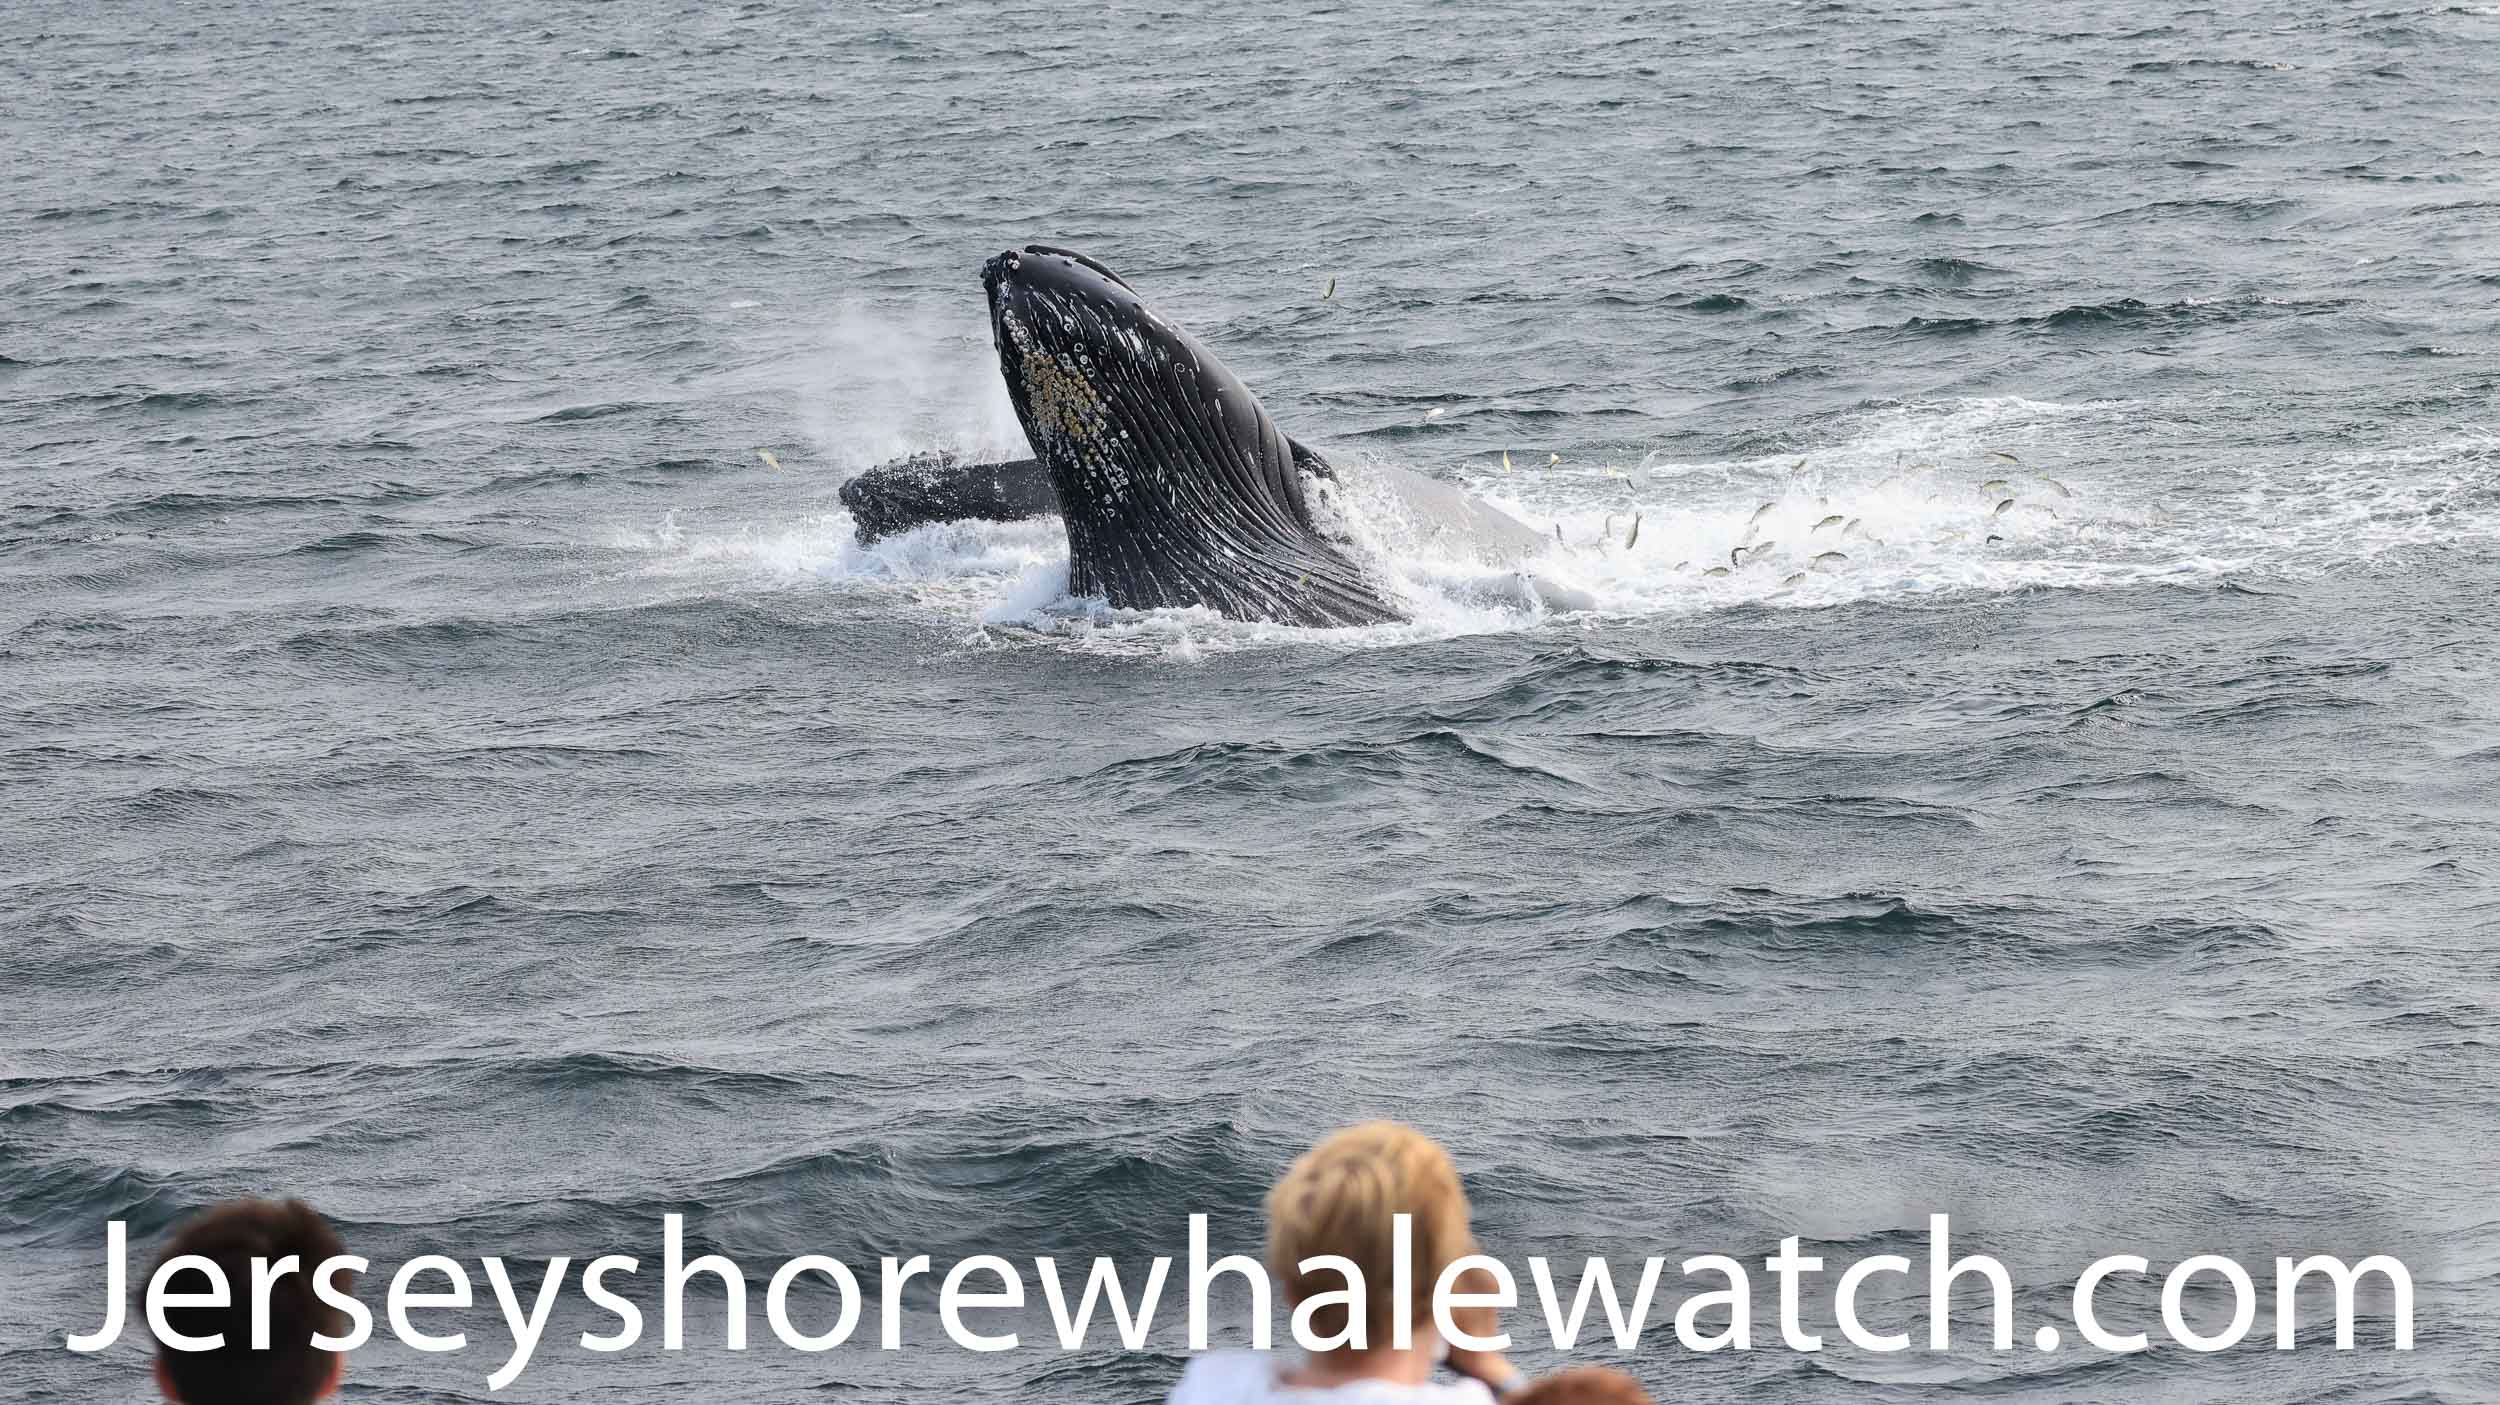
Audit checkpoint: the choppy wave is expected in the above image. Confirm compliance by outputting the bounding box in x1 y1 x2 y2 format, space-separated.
608 396 2497 656
10 0 2499 1399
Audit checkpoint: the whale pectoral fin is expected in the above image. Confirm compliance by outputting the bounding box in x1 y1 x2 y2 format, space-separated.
1526 574 1598 614
1287 436 1338 481
838 451 1057 543
1361 460 1549 564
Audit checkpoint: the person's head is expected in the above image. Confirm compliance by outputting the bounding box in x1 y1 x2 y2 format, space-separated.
152 1199 349 1405
1510 1367 1657 1405
1264 1121 1475 1346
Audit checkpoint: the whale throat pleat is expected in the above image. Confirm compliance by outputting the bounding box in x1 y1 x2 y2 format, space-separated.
996 271 1401 627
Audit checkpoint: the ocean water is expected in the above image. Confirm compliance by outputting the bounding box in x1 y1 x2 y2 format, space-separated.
4 0 2497 1399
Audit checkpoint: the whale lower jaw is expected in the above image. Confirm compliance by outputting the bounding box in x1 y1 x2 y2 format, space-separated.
1062 514 1403 627
979 244 1418 628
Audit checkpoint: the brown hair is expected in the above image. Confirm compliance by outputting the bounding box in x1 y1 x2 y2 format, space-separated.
1509 1367 1657 1405
154 1199 350 1405
1263 1122 1475 1345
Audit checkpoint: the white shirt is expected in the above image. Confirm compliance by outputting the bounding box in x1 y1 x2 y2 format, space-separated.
1170 1352 1497 1405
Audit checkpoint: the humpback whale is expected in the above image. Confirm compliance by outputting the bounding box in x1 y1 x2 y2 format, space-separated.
839 245 1555 627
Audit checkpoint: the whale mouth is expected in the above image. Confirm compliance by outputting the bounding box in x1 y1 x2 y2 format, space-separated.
974 244 1404 627
984 245 1135 303
981 247 1146 379
979 247 1176 478
990 244 1135 294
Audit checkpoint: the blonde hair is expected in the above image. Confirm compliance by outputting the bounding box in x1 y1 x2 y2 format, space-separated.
1263 1122 1475 1344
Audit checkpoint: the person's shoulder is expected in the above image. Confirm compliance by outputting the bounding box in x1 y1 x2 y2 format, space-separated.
1336 1375 1495 1404
1168 1354 1498 1405
1171 1350 1281 1404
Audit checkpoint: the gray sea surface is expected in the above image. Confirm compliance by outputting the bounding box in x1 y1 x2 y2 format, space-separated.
4 0 2497 1399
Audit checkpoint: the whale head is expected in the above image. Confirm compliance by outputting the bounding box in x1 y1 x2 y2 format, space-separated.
981 245 1400 627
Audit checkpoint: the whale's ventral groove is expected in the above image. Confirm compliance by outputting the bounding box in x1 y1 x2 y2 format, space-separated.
836 245 1559 628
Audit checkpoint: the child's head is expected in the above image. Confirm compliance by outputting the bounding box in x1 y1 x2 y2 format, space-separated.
153 1199 349 1405
1263 1122 1475 1344
1510 1366 1657 1405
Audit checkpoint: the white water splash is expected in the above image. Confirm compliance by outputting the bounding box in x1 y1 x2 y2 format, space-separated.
611 397 2498 656
782 304 1028 475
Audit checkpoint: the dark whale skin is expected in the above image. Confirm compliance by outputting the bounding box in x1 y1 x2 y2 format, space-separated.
980 245 1403 627
836 247 1557 626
